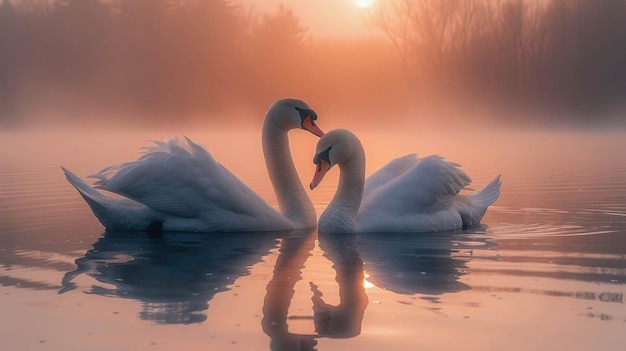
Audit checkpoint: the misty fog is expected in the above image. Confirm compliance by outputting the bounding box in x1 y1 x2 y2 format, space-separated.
0 0 625 129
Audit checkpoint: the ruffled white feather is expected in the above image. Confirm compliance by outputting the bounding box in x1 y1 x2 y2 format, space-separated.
64 137 292 232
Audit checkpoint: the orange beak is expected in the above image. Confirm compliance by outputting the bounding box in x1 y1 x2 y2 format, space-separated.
310 160 331 190
301 115 325 137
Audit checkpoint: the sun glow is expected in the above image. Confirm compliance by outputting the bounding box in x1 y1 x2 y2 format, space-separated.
354 0 375 9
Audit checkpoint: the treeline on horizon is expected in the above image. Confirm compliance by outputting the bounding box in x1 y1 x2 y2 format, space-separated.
0 0 625 127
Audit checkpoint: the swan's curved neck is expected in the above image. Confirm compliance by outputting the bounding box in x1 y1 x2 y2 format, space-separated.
334 154 366 217
320 145 365 233
262 117 316 228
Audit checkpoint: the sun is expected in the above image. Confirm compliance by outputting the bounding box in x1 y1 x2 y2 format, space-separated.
354 0 375 9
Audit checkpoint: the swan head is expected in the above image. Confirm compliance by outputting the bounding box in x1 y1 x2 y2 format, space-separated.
310 129 359 189
267 98 324 137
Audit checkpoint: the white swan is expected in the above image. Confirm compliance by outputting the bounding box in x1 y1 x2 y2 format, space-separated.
62 98 324 232
309 129 501 233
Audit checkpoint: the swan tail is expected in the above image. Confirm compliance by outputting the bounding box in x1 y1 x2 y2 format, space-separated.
456 175 501 228
62 167 109 204
471 174 502 208
62 167 119 226
63 167 160 231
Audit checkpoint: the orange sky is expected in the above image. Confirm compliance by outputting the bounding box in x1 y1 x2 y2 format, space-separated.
240 0 380 39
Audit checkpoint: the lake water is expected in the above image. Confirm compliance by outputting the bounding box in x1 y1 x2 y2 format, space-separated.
1 126 625 351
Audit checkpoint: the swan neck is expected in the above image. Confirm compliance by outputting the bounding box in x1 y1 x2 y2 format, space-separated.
319 146 365 233
335 155 365 216
262 117 316 228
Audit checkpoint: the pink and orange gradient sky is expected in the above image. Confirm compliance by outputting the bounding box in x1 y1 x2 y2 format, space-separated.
240 0 380 38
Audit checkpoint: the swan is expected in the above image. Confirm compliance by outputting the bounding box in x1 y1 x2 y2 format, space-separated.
309 129 501 233
62 98 324 232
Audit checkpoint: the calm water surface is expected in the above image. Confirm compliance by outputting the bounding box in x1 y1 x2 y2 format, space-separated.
1 127 625 351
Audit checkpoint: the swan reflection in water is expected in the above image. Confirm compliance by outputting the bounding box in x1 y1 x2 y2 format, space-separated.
60 230 280 324
59 225 494 339
262 230 318 350
357 228 497 296
260 229 491 350
262 230 368 351
312 232 369 337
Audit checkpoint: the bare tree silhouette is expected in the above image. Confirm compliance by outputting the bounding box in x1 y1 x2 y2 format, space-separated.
374 0 626 120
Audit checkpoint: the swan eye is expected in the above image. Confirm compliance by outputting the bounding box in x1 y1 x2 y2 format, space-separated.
295 107 318 122
297 107 324 137
313 146 332 165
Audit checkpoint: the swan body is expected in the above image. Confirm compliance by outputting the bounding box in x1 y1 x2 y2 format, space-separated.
310 129 501 233
63 98 324 232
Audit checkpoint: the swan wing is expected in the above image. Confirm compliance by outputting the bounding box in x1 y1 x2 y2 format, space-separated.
364 154 419 197
89 137 278 219
361 155 471 216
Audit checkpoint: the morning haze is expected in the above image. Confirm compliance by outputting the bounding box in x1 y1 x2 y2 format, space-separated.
1 0 625 129
2 2 626 350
